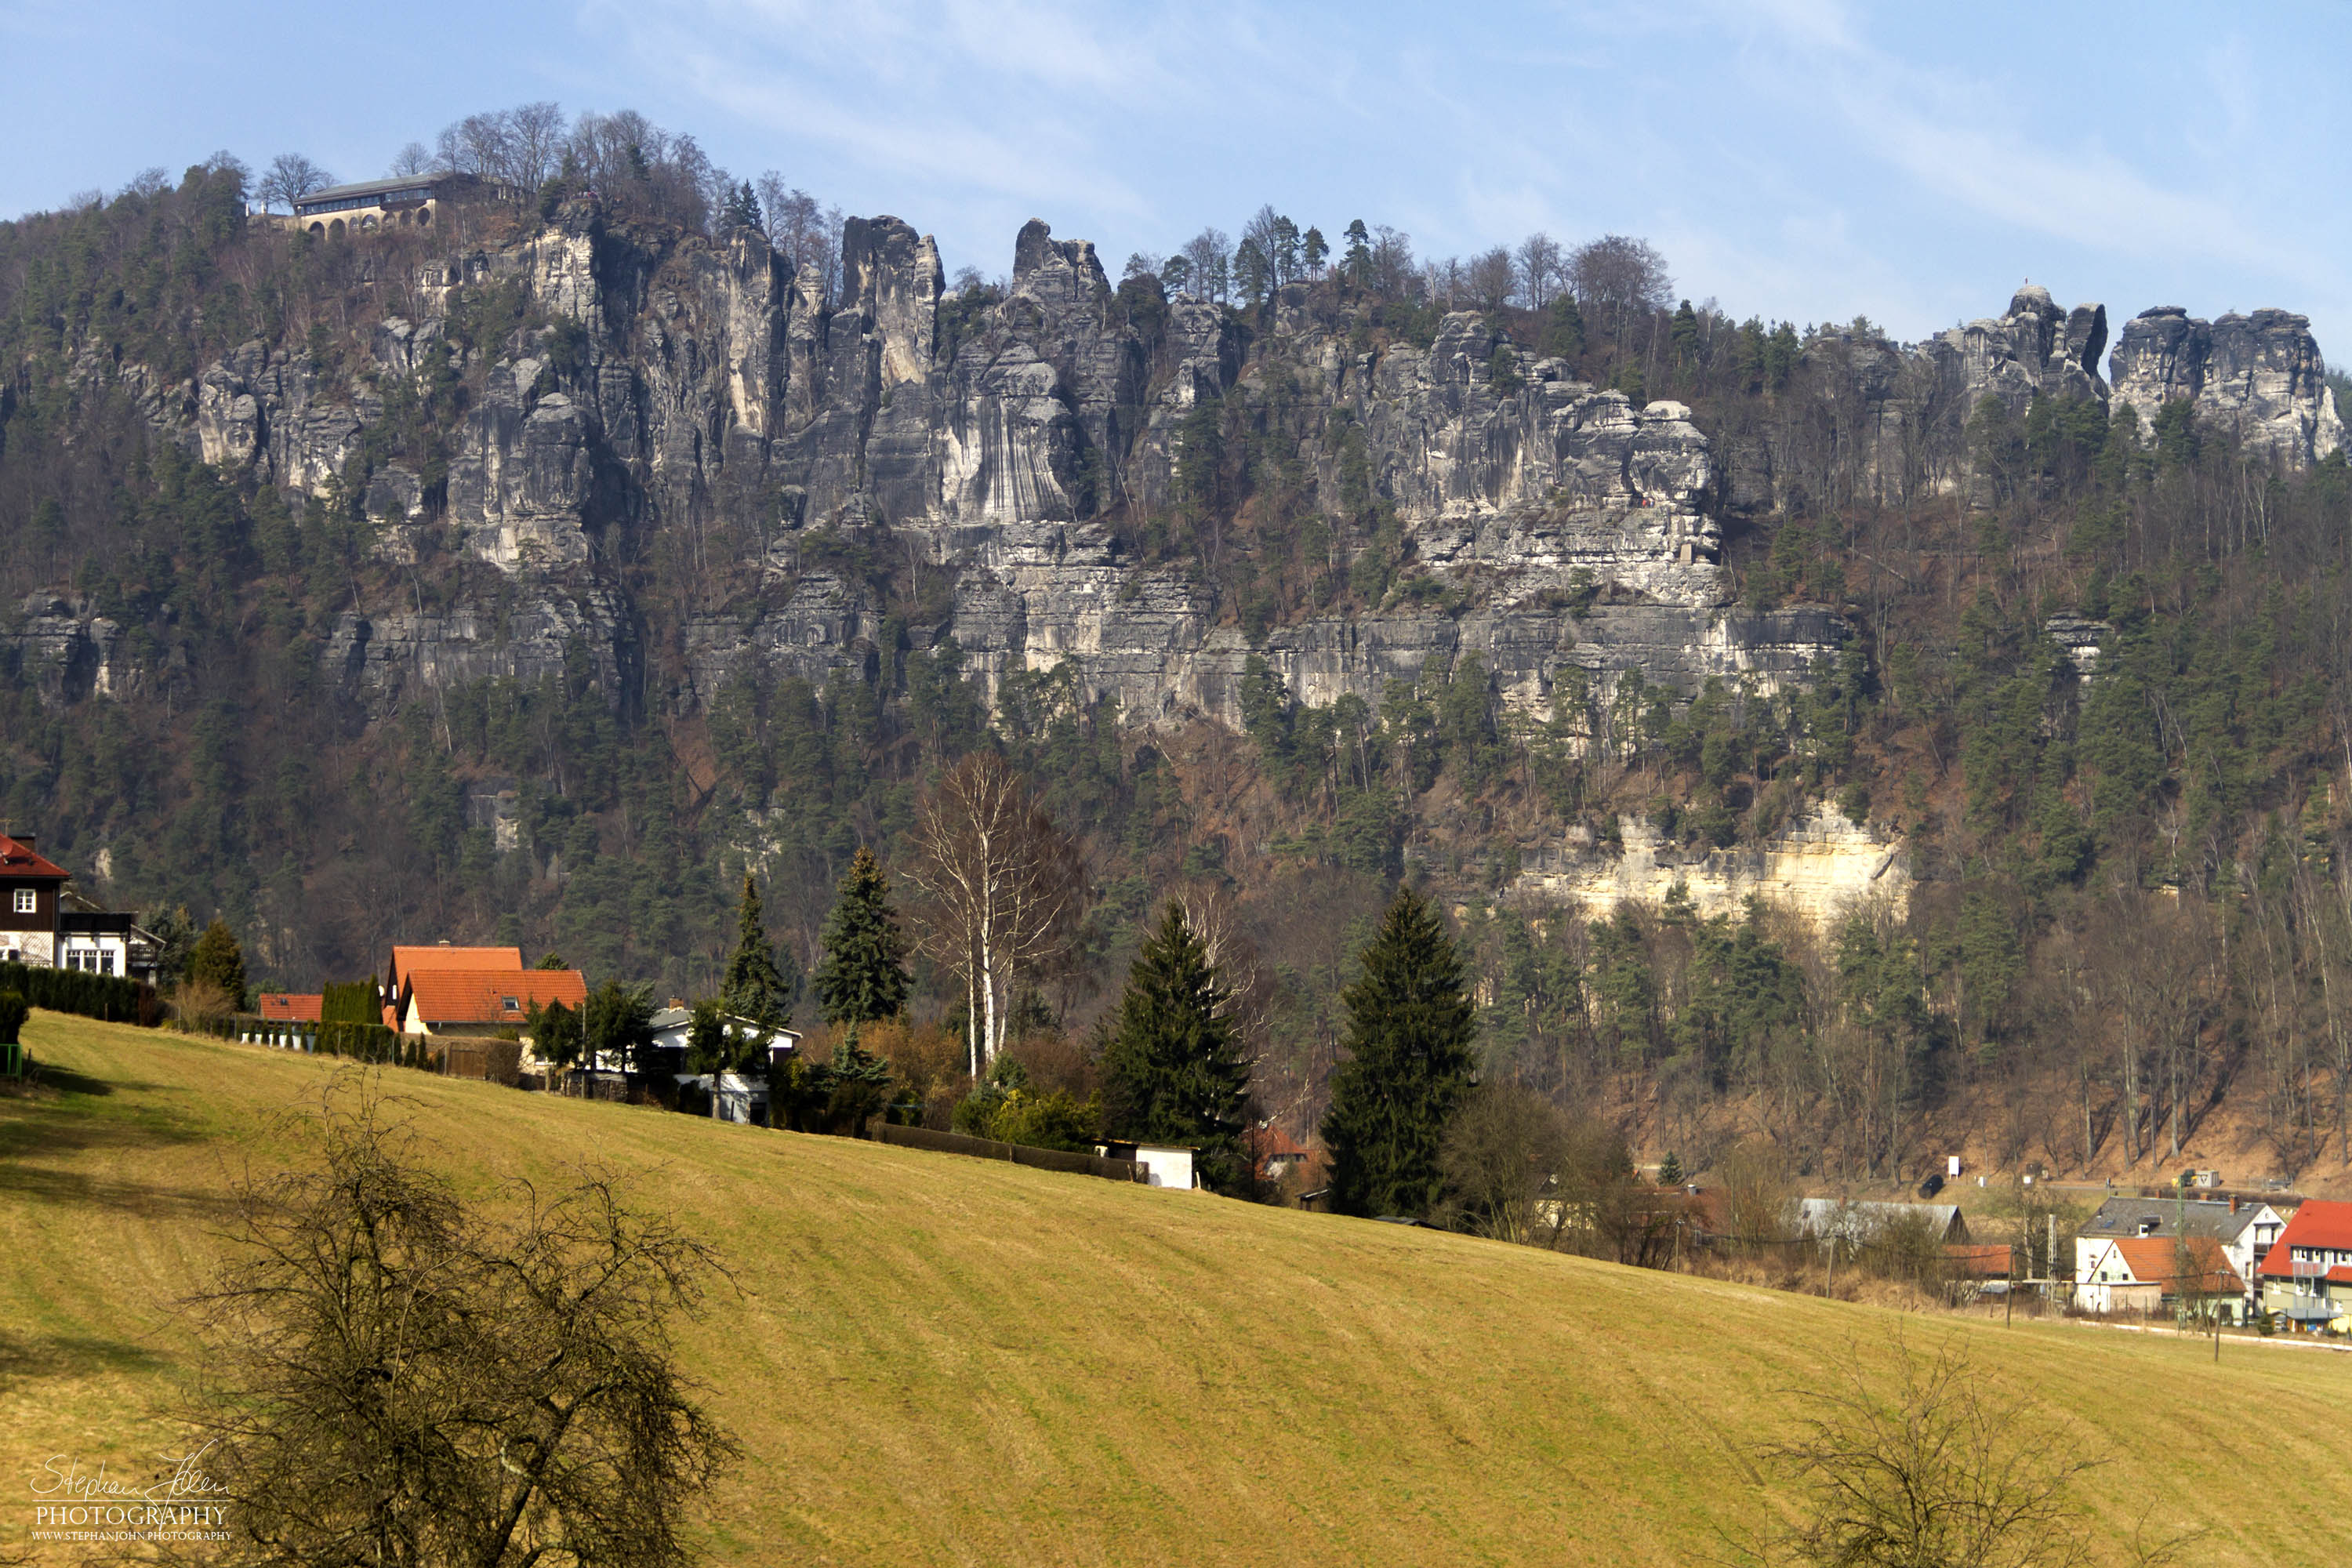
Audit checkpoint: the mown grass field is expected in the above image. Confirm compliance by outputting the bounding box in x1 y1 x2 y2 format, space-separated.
4 1011 2349 1566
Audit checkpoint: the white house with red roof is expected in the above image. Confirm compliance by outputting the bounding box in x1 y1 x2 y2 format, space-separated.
2256 1200 2352 1333
381 942 588 1044
0 834 70 968
0 833 161 979
2077 1235 2245 1323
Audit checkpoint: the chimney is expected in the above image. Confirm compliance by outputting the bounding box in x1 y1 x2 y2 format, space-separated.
7 833 31 849
2230 1195 2241 1214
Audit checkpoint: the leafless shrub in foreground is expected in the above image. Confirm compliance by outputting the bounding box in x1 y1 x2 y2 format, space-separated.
181 1077 735 1568
1740 1336 2104 1568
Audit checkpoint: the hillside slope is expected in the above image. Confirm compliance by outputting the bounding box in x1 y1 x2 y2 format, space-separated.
3 1012 2349 1566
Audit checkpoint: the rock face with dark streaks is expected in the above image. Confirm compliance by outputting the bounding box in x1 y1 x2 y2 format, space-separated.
87 209 2336 750
2109 306 2343 464
1726 286 2111 511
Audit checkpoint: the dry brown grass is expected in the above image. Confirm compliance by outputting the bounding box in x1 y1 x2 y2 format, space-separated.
4 1011 2350 1565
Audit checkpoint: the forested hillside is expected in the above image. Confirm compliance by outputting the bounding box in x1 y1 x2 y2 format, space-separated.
3 108 2350 1186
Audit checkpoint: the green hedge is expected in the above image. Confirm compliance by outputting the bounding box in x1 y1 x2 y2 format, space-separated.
321 980 380 1025
0 960 161 1025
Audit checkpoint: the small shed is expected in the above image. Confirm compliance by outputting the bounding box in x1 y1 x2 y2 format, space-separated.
1096 1140 1198 1190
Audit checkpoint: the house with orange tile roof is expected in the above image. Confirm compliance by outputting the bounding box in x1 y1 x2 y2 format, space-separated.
2255 1200 2352 1333
383 942 528 999
393 967 588 1040
2073 1194 2286 1316
2077 1234 2245 1323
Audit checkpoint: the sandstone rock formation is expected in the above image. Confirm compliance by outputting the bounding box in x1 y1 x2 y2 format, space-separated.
1515 803 1908 934
1727 285 2339 513
78 210 2335 750
2109 307 2343 464
112 209 1847 733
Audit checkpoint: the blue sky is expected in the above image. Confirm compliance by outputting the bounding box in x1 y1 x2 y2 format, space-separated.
5 0 2346 358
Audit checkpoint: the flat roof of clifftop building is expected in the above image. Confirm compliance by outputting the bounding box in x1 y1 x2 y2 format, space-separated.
292 172 503 218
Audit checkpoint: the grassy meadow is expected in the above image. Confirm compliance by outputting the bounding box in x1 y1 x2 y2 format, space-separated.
3 1011 2348 1566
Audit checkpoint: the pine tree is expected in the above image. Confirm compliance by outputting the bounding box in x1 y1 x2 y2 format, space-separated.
1100 902 1251 1190
1320 887 1477 1218
187 918 249 1010
720 873 799 1027
1540 294 1586 361
720 180 764 233
1670 298 1702 366
811 848 910 1032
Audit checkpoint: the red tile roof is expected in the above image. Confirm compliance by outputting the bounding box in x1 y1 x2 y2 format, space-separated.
390 944 524 981
402 968 586 1026
257 993 323 1022
2258 1201 2352 1278
0 835 69 880
1944 1244 2013 1278
1250 1125 1311 1160
2107 1236 2241 1294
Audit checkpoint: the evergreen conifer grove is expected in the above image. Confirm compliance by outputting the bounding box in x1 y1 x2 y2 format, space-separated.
1100 902 1252 1192
1321 887 1479 1217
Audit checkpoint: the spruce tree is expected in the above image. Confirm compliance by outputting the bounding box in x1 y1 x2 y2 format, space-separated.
187 918 249 1011
1320 887 1477 1218
1100 902 1251 1192
811 848 910 1033
720 873 799 1028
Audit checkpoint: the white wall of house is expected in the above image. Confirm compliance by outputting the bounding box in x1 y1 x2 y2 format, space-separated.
1134 1145 1196 1189
2074 1240 2165 1316
58 932 131 975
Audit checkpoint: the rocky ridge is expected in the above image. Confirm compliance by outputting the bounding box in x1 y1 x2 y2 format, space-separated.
15 214 2341 764
1727 286 2339 513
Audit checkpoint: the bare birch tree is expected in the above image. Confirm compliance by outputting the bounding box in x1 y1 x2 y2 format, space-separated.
906 754 1083 1076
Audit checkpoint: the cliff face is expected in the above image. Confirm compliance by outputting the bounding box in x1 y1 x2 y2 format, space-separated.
95 208 1846 740
31 210 2339 781
2108 306 2345 462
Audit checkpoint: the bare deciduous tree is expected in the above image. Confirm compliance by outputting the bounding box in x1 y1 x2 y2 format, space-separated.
1438 1079 1572 1244
1567 233 1672 347
185 1081 735 1568
506 100 569 192
387 141 433 178
1514 231 1564 310
255 153 333 214
906 754 1084 1076
1744 1338 2109 1568
1716 1134 1794 1247
1180 227 1232 303
756 172 842 303
1465 245 1515 314
1175 881 1275 1068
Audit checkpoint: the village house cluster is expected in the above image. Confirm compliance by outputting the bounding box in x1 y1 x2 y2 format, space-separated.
15 830 2350 1288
